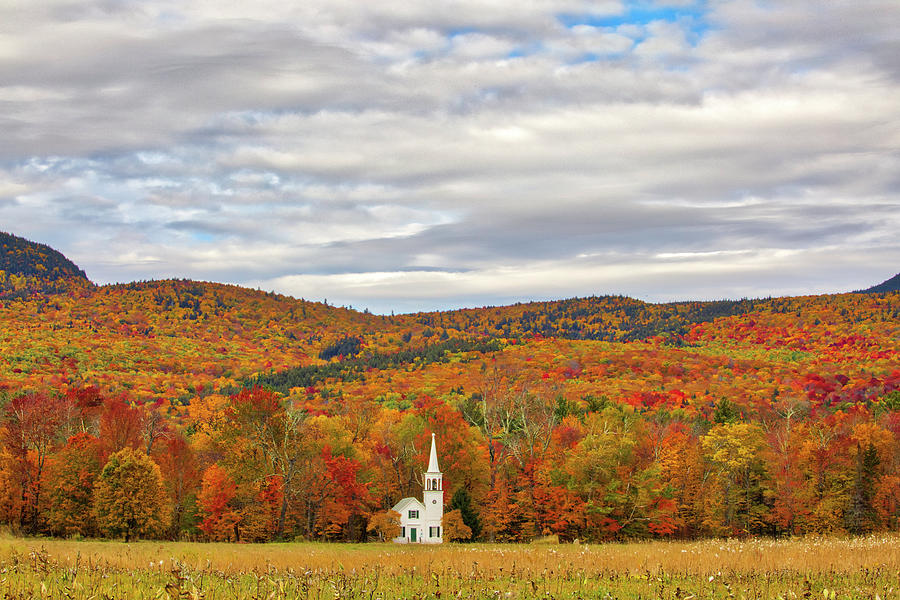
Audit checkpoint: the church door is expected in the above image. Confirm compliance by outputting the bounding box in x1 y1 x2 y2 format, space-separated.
410 528 417 542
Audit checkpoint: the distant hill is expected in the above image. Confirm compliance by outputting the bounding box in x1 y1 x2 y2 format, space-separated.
859 273 900 294
414 296 766 342
1 230 899 543
1 228 898 404
0 231 91 298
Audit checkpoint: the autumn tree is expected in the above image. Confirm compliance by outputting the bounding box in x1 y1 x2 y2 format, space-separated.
219 387 309 539
45 433 102 537
140 401 170 455
797 420 852 533
93 448 169 541
443 509 472 541
367 409 418 507
766 398 812 535
463 366 517 491
465 365 557 491
369 408 433 505
655 422 704 536
480 480 522 542
65 386 105 434
414 396 488 499
2 392 73 532
155 434 199 538
366 509 401 541
98 397 143 457
563 406 653 539
701 422 769 535
308 444 373 540
197 463 240 541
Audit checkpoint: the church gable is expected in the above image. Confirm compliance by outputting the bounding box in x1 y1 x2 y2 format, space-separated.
391 497 424 515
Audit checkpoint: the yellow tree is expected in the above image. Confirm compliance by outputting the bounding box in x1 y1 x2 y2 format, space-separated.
366 509 401 541
701 422 768 535
656 424 704 536
93 448 169 541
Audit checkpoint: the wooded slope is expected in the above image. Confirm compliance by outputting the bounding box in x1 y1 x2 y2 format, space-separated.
0 235 897 542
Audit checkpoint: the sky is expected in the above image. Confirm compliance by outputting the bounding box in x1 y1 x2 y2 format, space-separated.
1 0 898 314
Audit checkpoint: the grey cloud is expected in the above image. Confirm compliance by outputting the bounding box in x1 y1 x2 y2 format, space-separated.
700 1 900 87
0 24 391 158
166 219 241 236
308 197 892 279
0 0 898 311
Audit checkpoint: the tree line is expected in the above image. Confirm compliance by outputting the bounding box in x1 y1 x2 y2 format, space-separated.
1 376 897 542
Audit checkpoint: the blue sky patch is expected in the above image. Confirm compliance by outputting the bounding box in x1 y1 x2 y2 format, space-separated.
191 232 216 243
559 1 710 41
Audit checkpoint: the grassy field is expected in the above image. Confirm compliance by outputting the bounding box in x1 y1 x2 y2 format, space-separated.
0 535 897 599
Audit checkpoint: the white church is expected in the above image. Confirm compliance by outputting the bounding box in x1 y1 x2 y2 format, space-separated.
392 433 443 543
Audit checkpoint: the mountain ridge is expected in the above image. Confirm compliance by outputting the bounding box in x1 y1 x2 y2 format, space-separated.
3 230 896 313
858 272 900 294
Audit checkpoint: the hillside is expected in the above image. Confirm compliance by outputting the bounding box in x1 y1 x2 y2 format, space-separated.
0 277 406 401
0 233 897 543
0 231 91 299
413 296 766 341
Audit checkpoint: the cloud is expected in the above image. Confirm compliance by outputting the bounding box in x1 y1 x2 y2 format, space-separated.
0 0 898 312
250 243 900 314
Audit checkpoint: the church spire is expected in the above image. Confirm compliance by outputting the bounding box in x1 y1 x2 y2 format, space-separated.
427 432 440 473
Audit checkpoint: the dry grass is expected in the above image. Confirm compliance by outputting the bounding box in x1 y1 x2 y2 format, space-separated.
2 534 897 575
0 534 897 599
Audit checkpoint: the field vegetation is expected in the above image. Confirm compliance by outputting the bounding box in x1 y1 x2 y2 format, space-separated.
0 536 897 599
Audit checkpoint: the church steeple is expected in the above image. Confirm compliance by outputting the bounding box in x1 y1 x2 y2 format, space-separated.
422 432 443 542
427 432 440 473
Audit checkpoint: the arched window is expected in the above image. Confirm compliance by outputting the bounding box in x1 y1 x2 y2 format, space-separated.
426 479 431 490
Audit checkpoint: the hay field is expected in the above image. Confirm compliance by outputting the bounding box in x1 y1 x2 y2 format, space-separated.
0 535 897 599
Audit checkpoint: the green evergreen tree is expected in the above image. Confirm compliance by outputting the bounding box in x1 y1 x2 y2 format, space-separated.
845 443 880 534
712 398 740 424
449 487 481 541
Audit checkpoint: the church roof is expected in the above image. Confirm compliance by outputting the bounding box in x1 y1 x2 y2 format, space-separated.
427 432 440 473
391 496 425 513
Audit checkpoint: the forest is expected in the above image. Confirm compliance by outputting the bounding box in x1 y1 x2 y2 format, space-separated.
0 231 898 543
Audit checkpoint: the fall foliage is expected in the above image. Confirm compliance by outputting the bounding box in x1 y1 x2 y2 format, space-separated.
443 509 472 541
93 448 169 541
0 233 898 541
